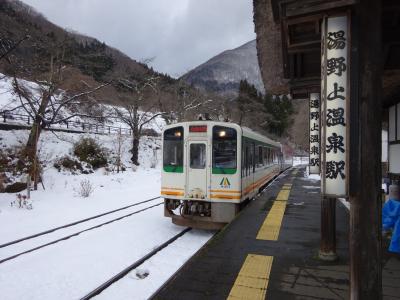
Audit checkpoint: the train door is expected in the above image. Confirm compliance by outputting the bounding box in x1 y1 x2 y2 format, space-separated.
251 142 255 194
186 140 208 199
242 140 254 198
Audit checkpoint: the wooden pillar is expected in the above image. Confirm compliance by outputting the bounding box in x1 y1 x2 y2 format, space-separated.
319 196 337 260
349 0 382 299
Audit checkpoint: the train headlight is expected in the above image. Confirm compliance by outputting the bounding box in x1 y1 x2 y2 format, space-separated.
174 131 182 137
218 130 226 137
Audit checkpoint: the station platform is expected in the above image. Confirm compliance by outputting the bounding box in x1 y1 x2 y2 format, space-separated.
152 167 400 300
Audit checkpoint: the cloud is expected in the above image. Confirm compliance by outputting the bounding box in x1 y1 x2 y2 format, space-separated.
22 0 255 77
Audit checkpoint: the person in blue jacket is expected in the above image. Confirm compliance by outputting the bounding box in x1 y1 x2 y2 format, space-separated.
383 185 400 254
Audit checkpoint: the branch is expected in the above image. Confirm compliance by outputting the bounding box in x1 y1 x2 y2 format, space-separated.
183 97 199 110
111 106 134 129
0 35 30 62
138 105 156 124
139 112 162 131
12 77 37 118
0 105 24 113
51 113 101 124
50 82 110 123
185 99 213 111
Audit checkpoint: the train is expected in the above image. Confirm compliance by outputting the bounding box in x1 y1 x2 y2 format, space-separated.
161 121 291 229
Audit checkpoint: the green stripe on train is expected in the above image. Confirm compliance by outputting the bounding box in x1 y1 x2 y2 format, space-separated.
163 165 184 173
212 168 237 174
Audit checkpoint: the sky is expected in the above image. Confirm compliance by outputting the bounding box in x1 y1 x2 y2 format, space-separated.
22 0 256 77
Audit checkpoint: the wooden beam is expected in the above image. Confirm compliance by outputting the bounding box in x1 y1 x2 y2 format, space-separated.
349 1 383 299
282 0 358 17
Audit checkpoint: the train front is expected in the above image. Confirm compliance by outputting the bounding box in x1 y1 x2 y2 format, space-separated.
161 122 241 230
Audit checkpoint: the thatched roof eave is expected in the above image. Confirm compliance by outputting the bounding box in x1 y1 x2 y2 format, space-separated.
253 0 289 95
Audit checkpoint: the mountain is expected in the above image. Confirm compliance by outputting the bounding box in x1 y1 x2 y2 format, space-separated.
181 40 264 96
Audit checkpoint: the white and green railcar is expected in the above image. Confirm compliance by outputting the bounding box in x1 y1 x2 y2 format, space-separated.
161 121 289 229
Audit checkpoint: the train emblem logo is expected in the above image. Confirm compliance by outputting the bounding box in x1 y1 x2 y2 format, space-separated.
219 177 231 188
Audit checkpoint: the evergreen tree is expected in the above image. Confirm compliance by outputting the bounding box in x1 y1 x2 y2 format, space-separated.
262 94 293 136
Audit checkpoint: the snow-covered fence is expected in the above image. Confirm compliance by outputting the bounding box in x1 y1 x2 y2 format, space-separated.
1 111 31 124
0 111 158 137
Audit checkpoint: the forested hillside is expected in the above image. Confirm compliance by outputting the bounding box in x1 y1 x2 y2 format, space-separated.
0 0 219 119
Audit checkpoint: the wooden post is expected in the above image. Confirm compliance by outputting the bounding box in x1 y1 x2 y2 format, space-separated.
26 175 31 199
349 1 382 299
319 196 337 261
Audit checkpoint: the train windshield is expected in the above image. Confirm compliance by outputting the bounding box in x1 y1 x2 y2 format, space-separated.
212 126 237 174
163 127 184 172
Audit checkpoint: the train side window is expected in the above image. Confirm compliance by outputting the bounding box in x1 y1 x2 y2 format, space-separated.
163 127 184 173
244 144 248 176
254 144 259 169
241 142 245 177
269 149 272 165
212 126 237 174
252 142 255 173
258 146 263 167
263 147 268 166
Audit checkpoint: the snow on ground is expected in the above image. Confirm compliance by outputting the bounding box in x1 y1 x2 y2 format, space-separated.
302 185 320 189
0 205 213 300
303 166 321 182
0 129 162 242
94 230 212 300
338 198 350 210
293 156 309 166
0 128 215 299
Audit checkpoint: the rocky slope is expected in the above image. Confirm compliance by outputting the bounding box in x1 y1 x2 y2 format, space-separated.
181 40 264 96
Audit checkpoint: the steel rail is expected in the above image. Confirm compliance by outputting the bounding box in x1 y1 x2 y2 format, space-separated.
0 196 161 249
80 227 192 300
0 202 163 264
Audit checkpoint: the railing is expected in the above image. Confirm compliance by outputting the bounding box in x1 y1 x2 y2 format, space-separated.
0 111 139 136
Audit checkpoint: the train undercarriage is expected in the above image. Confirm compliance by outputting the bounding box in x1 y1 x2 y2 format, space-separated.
164 198 240 230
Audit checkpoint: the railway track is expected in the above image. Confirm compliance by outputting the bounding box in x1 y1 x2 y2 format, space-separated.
80 227 192 300
0 196 163 264
83 170 292 299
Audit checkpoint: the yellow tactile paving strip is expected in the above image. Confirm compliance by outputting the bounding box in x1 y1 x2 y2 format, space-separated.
227 254 274 300
275 189 290 201
256 183 292 241
228 171 296 300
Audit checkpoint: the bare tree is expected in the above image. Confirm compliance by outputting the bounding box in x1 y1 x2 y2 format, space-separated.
11 48 109 187
113 127 127 173
112 76 161 166
0 35 30 62
173 81 213 122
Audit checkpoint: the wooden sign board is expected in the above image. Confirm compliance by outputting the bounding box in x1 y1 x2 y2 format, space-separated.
321 14 350 197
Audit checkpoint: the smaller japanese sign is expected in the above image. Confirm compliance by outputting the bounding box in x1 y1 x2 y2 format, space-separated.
309 93 320 174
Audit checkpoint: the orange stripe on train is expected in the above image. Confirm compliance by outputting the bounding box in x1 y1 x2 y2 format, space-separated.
210 194 241 200
161 191 184 196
